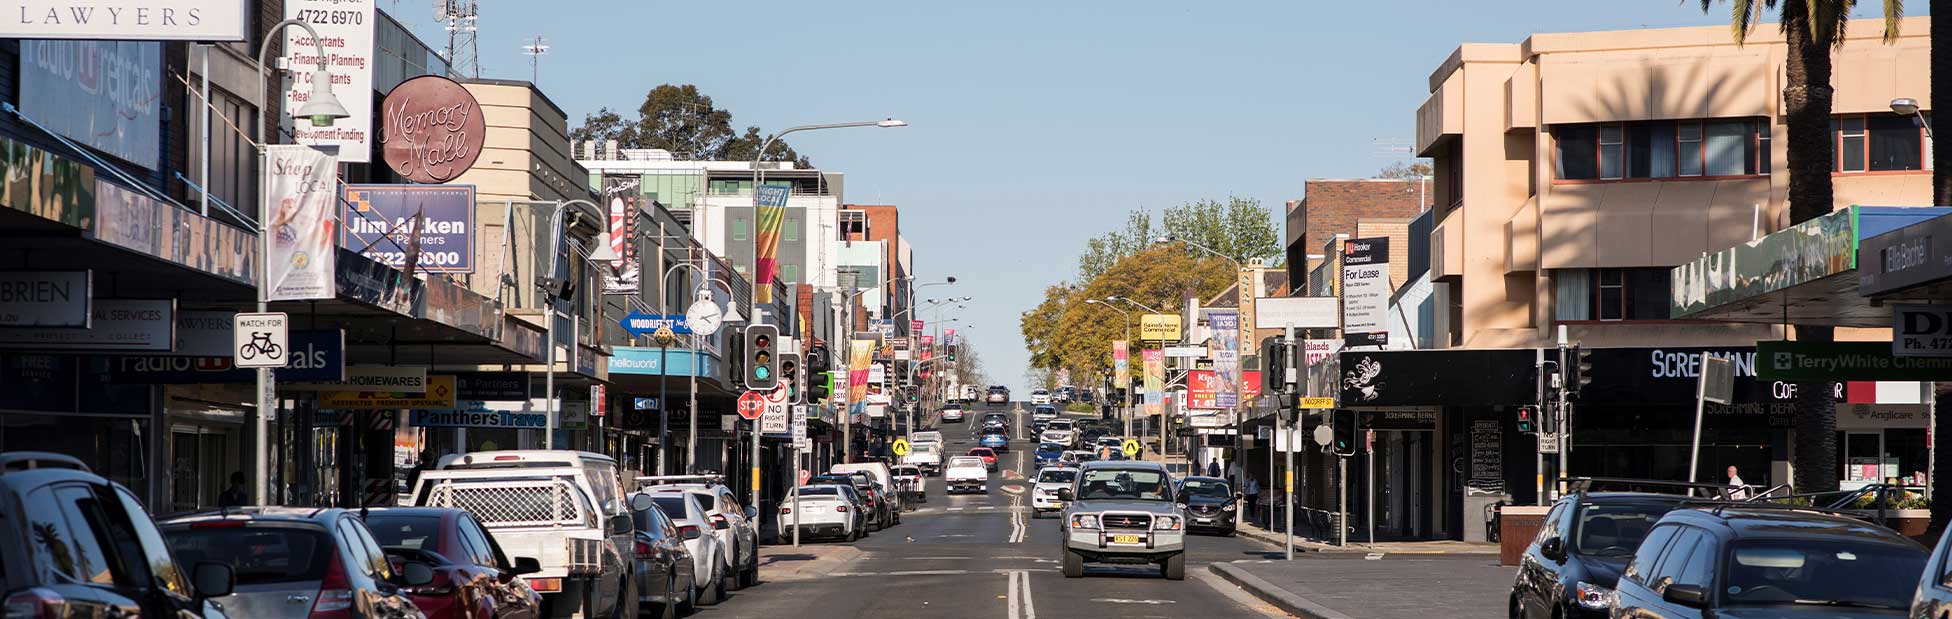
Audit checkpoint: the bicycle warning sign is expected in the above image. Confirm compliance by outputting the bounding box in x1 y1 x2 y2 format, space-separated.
234 312 290 368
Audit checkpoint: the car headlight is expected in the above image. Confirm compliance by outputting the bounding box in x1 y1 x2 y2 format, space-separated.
1573 581 1614 610
1154 516 1183 531
1221 503 1236 512
1071 514 1099 529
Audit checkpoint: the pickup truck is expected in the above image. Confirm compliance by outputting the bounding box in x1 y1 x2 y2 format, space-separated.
1058 460 1187 580
944 456 990 494
904 441 943 475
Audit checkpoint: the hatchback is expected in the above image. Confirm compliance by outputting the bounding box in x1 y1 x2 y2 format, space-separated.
1509 492 1687 619
1612 506 1926 617
162 507 432 619
360 506 544 619
0 452 236 619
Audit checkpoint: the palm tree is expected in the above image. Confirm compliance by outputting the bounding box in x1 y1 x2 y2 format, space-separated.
1698 1 1904 497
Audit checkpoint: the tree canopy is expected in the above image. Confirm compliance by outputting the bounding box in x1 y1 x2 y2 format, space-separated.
571 84 811 166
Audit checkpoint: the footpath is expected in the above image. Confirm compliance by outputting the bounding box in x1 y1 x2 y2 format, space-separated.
756 544 866 582
1217 521 1513 618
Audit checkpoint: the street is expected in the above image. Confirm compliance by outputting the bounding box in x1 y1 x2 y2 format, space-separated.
729 407 1286 619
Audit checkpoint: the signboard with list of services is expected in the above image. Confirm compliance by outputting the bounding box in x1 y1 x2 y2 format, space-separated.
1340 237 1389 347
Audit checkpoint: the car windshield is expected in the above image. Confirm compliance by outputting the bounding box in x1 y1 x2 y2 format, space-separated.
1722 540 1925 610
164 526 332 585
1572 502 1671 556
1180 479 1232 498
1038 469 1079 484
970 449 994 457
1037 443 1064 453
362 515 444 551
1048 420 1072 429
1076 469 1171 501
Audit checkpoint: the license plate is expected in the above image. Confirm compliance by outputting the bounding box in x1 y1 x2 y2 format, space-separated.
1195 518 1213 524
1111 534 1142 545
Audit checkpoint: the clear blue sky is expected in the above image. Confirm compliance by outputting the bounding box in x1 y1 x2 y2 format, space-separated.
403 0 1912 392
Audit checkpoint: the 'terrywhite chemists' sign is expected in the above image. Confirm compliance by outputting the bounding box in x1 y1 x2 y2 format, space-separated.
284 0 374 162
1 0 250 41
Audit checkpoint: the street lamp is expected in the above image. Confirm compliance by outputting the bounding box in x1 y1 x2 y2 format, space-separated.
1155 234 1252 477
1085 299 1136 437
249 19 351 505
536 199 615 450
750 119 907 313
656 259 739 476
1105 296 1161 314
1893 98 1935 139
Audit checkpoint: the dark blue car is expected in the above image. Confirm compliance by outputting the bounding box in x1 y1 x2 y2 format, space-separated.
1034 442 1065 466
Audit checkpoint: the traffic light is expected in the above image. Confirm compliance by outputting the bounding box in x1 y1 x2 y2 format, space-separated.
1516 405 1538 434
1263 338 1287 393
1565 345 1593 400
777 352 801 403
947 344 957 362
805 345 831 403
743 325 779 391
1330 408 1358 456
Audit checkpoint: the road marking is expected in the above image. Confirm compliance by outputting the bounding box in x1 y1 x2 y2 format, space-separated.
947 507 966 511
936 534 974 538
1091 598 1178 605
900 556 972 560
979 506 997 510
1005 569 1038 619
1007 494 1028 543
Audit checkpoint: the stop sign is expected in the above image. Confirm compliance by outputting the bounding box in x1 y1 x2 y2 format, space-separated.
737 392 767 420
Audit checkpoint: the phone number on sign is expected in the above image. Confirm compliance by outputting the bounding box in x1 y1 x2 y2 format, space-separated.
295 9 364 25
361 250 469 271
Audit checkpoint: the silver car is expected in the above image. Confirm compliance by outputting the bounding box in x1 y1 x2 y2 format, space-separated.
1057 461 1188 580
161 507 434 619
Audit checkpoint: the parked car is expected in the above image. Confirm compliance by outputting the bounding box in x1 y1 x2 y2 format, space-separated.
1508 491 1688 619
945 457 991 494
0 452 237 619
1174 476 1240 536
968 447 999 471
162 506 431 619
1612 506 1927 618
640 491 726 609
891 465 929 505
411 450 636 619
623 494 696 619
359 506 546 619
1058 460 1187 580
811 473 898 530
636 475 761 590
1031 466 1080 518
779 484 863 542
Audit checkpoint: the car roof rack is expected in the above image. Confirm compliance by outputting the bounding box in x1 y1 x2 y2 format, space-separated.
636 474 725 485
1565 476 1757 500
0 452 91 474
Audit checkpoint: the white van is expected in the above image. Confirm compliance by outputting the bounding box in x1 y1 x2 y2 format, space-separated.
829 462 895 500
411 450 636 618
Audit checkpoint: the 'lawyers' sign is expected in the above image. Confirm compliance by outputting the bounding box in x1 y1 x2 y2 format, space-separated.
4 1 249 41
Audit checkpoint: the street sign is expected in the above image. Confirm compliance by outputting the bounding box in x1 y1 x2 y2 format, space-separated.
1700 356 1734 405
737 392 767 420
634 397 659 411
620 311 692 336
1298 397 1336 409
798 469 812 485
1312 425 1332 447
1121 439 1141 457
1538 432 1561 454
892 438 911 457
233 312 290 368
590 384 607 418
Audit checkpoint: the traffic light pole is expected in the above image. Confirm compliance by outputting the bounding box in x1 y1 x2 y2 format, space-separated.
1283 325 1296 560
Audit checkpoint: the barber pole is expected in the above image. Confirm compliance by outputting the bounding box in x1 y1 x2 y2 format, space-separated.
608 194 627 269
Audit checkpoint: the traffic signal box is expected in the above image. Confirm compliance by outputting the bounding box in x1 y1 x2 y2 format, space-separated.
806 345 831 403
1330 408 1358 456
744 325 779 391
778 352 801 403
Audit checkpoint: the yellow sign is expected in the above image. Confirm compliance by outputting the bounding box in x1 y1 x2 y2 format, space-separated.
1121 438 1142 457
892 438 911 457
1298 397 1336 409
1139 314 1181 341
322 375 457 409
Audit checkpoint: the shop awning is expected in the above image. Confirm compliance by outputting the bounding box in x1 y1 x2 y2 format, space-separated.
1670 206 1952 326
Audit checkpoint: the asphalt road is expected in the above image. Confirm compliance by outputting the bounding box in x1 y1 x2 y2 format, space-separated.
716 404 1288 619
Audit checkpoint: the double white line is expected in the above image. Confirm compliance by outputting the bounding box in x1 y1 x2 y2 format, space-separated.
1007 494 1028 543
1004 569 1038 619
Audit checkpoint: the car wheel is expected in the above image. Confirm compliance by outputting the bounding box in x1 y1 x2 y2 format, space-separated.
740 561 758 588
615 574 640 619
678 575 698 614
1162 553 1185 580
697 566 723 606
723 553 743 591
1062 549 1084 578
655 570 679 619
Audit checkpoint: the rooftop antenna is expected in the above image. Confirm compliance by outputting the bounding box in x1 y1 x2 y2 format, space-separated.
434 0 479 78
521 36 550 85
1372 137 1431 210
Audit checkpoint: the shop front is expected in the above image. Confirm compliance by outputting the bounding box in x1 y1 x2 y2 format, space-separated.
608 346 740 477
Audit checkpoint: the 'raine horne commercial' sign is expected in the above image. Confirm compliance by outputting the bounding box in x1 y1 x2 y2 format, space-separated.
6 1 249 41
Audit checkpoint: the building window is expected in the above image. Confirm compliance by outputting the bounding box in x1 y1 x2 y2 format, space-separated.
1554 269 1592 321
785 218 799 242
1588 268 1671 321
782 264 799 283
1835 114 1926 172
1556 119 1768 181
732 218 748 241
187 88 258 217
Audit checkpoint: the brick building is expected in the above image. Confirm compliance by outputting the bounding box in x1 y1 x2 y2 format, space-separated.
1284 179 1432 291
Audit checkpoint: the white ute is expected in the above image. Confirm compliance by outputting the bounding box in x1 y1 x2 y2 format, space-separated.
412 450 637 618
904 441 943 476
945 456 990 494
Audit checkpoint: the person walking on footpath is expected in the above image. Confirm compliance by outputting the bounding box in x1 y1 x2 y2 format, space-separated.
218 471 249 507
1725 465 1749 500
1206 459 1221 478
1243 475 1262 525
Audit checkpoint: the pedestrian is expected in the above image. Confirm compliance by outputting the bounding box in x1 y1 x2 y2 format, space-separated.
1725 465 1748 500
1206 459 1221 478
217 471 248 507
1227 459 1244 487
1243 476 1262 525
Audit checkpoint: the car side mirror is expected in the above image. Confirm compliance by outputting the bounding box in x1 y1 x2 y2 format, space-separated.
399 562 437 587
1057 488 1074 501
610 513 635 536
682 527 703 541
629 492 655 512
1663 584 1707 607
745 506 759 520
512 557 543 575
191 561 234 598
1540 537 1565 561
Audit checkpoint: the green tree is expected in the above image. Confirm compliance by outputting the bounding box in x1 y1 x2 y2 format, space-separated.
569 84 811 164
1024 245 1234 383
1699 0 1904 497
1160 197 1282 265
1374 160 1432 180
722 126 814 168
568 107 636 146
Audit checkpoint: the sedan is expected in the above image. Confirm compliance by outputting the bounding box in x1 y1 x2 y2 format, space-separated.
361 507 546 619
627 495 698 619
968 447 999 471
980 432 1010 452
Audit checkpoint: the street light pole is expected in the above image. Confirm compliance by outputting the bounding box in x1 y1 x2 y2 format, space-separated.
1155 236 1251 478
253 19 349 506
1085 299 1134 437
536 199 609 451
658 257 737 475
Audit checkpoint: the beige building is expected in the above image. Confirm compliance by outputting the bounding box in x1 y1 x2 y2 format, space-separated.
1418 17 1931 350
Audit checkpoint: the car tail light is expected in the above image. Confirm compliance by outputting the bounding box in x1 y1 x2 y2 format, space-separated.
677 524 703 540
779 506 792 514
3 587 68 619
309 551 355 619
710 514 730 530
835 505 849 513
528 578 562 593
635 540 654 558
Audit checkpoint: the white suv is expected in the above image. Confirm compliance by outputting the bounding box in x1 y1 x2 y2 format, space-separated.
637 475 761 590
1031 389 1052 405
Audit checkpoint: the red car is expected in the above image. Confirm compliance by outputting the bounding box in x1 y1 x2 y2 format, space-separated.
968 447 998 470
361 507 545 619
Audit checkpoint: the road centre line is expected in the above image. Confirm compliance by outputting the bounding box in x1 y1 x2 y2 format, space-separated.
1005 569 1038 619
